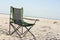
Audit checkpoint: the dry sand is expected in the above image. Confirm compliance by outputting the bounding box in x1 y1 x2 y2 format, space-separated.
0 14 60 40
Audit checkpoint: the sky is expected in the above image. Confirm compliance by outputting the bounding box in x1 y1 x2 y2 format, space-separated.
0 0 60 20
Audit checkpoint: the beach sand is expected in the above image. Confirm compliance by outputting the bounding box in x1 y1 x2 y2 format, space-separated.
0 14 60 40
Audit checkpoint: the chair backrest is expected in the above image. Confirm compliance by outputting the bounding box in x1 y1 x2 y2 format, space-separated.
10 6 23 22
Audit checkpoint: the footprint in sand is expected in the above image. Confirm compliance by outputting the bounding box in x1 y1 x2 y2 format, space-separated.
53 21 57 24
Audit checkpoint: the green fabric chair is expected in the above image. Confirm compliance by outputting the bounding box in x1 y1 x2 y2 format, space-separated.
9 6 37 38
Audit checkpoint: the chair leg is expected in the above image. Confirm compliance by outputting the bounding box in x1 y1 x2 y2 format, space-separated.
25 28 37 40
9 22 11 35
25 27 35 37
23 26 33 37
21 27 23 35
9 23 34 38
10 23 22 38
10 23 21 35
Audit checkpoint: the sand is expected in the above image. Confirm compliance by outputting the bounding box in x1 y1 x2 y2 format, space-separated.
0 14 60 40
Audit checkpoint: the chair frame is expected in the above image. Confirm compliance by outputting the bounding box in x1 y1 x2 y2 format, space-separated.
9 6 38 38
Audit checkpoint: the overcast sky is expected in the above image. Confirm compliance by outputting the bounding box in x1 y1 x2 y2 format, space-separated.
0 0 60 19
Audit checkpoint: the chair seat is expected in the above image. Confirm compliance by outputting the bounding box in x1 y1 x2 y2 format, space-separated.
10 20 34 27
21 22 34 26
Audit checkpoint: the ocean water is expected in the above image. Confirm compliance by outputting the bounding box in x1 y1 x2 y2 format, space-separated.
0 13 60 20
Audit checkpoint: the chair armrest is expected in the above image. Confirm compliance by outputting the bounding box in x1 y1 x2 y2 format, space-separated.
34 19 37 25
24 18 39 21
24 18 39 25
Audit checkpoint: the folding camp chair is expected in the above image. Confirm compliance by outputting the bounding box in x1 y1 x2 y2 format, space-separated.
9 6 37 38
